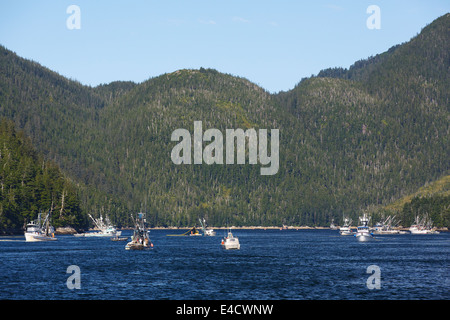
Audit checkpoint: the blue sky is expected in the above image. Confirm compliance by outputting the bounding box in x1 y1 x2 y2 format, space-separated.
0 1 448 93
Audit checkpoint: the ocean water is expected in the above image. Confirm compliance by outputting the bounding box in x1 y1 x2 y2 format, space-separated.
0 229 448 300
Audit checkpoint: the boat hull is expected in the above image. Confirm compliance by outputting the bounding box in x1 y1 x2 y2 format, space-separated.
83 230 122 237
125 241 152 250
221 243 240 250
221 239 240 250
339 227 354 236
25 232 57 242
373 230 400 235
355 233 373 242
410 229 438 234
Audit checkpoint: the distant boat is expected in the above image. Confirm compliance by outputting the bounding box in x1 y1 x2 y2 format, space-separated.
409 215 439 234
189 226 202 236
199 218 216 236
339 217 354 236
76 214 121 237
204 229 216 236
125 212 153 250
355 213 373 242
373 215 406 234
24 211 57 242
221 228 240 250
330 218 338 230
167 226 202 236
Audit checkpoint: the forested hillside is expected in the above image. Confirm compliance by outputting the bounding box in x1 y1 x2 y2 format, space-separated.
0 119 85 234
0 14 448 230
379 175 450 228
275 13 449 226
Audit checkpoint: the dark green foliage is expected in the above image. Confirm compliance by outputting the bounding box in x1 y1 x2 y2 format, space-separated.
401 195 450 228
0 14 448 228
0 119 86 233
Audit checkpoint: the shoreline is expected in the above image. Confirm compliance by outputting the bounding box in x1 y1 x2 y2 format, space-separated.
147 226 449 231
1 226 447 236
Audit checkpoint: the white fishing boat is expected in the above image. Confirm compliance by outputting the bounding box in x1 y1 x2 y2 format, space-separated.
373 215 403 235
339 217 354 235
355 213 373 242
409 215 439 234
330 218 338 230
409 225 428 234
78 214 121 237
221 228 240 250
24 211 57 242
204 229 216 236
125 212 153 250
199 218 216 236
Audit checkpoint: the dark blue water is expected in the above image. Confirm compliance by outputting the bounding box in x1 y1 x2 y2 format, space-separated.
0 229 448 300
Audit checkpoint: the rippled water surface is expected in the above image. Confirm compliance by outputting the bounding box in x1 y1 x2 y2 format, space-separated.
0 229 448 299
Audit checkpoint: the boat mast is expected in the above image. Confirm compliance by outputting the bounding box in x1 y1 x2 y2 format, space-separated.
42 208 52 236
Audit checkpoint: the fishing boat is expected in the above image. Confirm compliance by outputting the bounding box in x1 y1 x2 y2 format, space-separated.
330 218 338 230
77 214 121 237
339 216 354 235
189 226 202 236
355 213 373 242
373 215 405 234
199 218 216 236
221 228 240 250
125 212 153 250
409 215 439 234
204 229 216 236
166 226 202 237
409 226 438 234
24 211 57 242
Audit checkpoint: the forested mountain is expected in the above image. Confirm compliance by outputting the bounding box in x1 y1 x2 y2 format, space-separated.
0 14 448 230
275 13 449 226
